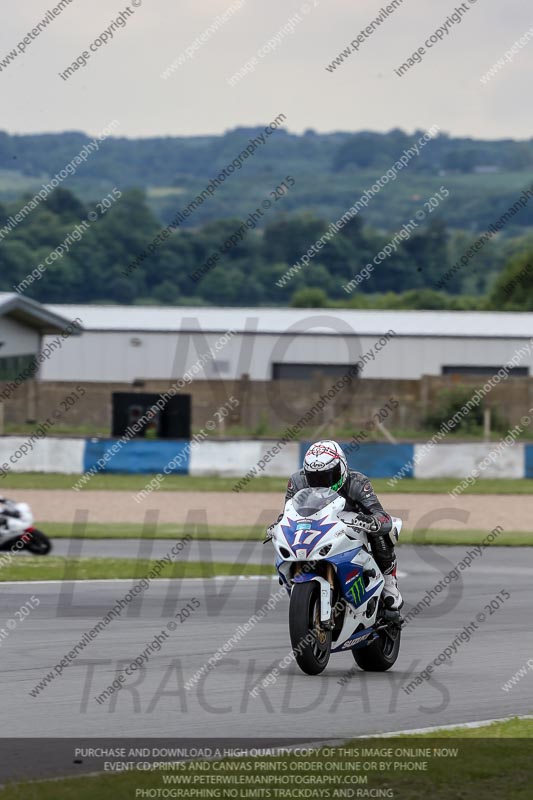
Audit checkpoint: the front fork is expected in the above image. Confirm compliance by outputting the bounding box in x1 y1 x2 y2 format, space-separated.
320 563 337 629
313 565 337 628
293 563 336 627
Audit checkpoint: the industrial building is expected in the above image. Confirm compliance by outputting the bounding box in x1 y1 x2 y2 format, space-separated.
0 293 79 383
1 294 532 383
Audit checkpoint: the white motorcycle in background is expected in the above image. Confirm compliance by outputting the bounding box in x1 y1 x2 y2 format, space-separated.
0 498 52 555
270 487 402 675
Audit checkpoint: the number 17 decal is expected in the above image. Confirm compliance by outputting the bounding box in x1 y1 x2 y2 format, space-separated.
293 529 324 546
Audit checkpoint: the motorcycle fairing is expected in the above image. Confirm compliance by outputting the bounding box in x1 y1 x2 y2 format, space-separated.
280 516 338 558
331 624 379 653
326 548 383 609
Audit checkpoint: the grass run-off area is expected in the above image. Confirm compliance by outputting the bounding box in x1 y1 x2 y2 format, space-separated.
3 473 533 494
38 521 533 546
1 718 531 799
0 558 274 582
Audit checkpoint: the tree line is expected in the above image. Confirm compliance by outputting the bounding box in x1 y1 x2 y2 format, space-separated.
1 187 532 309
2 127 533 235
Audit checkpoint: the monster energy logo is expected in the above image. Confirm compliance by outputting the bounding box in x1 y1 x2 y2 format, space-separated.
349 575 365 605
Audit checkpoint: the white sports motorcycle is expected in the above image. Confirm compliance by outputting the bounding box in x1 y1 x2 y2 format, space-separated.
0 498 52 555
270 487 402 675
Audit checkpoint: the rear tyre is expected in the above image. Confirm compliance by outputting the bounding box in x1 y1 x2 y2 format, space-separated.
289 582 331 675
24 530 52 555
352 623 401 671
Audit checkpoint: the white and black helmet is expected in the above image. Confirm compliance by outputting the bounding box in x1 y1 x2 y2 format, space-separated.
303 440 348 492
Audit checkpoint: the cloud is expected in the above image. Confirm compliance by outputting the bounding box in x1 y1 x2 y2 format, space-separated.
0 0 531 139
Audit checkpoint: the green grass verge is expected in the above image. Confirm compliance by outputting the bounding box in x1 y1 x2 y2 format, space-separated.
376 477 533 494
401 529 533 547
37 522 533 546
3 473 533 494
401 717 533 738
0 558 274 582
1 718 531 799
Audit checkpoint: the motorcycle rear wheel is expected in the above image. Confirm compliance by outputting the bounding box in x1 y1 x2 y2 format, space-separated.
24 529 52 555
289 582 331 675
352 622 401 671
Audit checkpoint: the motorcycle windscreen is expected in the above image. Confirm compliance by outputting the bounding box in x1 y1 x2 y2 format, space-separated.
291 487 339 517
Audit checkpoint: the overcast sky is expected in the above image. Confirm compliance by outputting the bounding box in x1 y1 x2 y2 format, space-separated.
1 0 531 140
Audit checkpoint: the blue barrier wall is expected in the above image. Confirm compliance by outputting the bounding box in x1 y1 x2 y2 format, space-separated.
83 439 191 474
525 445 533 478
45 438 528 478
299 442 414 479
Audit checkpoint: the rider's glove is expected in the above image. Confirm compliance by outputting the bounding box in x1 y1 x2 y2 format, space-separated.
263 522 276 543
346 513 381 534
264 512 284 543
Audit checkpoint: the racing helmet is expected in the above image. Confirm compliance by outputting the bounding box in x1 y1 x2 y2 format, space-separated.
303 440 348 492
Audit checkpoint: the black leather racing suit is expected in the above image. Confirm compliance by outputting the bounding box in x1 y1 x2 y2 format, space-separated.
285 469 397 575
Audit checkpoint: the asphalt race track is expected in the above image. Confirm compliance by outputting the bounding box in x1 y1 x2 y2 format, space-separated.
47 537 269 563
1 545 531 753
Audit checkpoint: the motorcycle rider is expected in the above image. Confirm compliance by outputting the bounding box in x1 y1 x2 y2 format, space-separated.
269 440 403 611
0 497 21 527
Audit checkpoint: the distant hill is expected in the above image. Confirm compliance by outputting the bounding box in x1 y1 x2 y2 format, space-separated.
1 127 533 233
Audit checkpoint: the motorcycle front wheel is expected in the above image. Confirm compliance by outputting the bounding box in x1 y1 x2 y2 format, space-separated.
24 529 52 555
289 582 331 675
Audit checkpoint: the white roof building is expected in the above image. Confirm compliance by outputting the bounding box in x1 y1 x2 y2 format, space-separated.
30 304 533 383
1 295 531 383
0 293 78 382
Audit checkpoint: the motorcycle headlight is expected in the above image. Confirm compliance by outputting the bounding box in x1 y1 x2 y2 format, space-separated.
318 544 332 556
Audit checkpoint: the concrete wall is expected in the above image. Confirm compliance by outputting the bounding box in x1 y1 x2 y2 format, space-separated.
0 375 417 432
2 374 533 436
0 436 531 479
413 443 525 479
190 441 299 477
0 437 84 475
